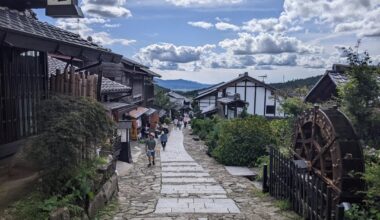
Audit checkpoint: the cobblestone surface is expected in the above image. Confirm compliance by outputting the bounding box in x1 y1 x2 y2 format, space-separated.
103 127 298 220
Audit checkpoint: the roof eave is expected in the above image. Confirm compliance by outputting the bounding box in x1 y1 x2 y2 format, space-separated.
0 28 122 63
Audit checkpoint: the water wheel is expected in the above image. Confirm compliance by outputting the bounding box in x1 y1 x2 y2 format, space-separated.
293 106 365 203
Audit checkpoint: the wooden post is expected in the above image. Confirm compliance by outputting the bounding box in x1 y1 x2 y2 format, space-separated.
327 187 332 220
269 147 273 195
96 69 103 101
335 204 344 220
51 75 56 93
70 66 75 96
64 68 68 94
262 164 268 193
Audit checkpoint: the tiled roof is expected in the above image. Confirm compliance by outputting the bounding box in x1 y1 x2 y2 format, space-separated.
48 56 130 94
145 108 157 116
167 91 191 102
101 77 131 94
327 71 349 86
158 109 167 117
141 67 161 78
0 7 121 62
195 73 276 100
48 56 68 76
102 102 132 111
128 107 149 118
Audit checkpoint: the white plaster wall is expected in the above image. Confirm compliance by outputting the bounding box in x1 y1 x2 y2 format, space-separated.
246 87 255 114
255 87 265 116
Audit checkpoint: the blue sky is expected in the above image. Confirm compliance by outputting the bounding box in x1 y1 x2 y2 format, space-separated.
36 0 380 84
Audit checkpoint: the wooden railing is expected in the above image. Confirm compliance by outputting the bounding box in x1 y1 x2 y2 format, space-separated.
50 68 98 99
263 147 344 220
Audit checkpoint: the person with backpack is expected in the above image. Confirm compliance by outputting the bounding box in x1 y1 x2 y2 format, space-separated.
160 131 168 151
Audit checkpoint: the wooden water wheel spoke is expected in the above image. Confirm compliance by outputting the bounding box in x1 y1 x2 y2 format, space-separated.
311 138 335 166
293 106 365 204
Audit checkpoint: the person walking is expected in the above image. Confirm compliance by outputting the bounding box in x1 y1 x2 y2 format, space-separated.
177 120 182 130
173 118 178 130
145 132 157 167
160 131 168 151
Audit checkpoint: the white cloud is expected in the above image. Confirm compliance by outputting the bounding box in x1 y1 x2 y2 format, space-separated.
215 22 240 31
279 0 380 37
56 18 135 47
91 32 136 46
134 43 216 70
81 0 132 18
103 23 121 28
255 54 298 66
188 21 214 29
242 18 279 33
219 33 320 55
165 0 243 7
297 55 326 69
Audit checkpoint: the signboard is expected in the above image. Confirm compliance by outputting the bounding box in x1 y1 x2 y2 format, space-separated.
118 120 133 129
46 0 84 18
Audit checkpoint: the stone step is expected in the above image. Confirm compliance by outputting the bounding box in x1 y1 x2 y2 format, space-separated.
161 184 226 195
162 172 210 177
155 198 240 214
162 177 216 184
162 166 204 172
161 162 199 166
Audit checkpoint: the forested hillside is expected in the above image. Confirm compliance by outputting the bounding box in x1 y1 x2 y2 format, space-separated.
270 75 322 90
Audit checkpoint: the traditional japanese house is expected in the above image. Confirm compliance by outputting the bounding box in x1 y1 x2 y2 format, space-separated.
167 91 192 115
0 7 122 160
305 64 350 103
194 72 284 118
93 58 161 107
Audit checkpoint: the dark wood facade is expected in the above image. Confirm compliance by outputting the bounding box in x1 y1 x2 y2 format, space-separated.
0 46 48 157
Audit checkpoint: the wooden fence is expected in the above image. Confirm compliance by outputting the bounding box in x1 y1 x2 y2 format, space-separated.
264 147 344 220
50 67 98 99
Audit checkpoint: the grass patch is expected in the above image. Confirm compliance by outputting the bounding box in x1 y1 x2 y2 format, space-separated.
274 199 291 211
251 188 267 199
6 191 83 220
95 197 118 219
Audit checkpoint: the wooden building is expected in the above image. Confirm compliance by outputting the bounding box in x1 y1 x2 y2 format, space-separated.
92 58 161 107
0 7 121 159
305 64 350 103
167 91 192 115
194 73 284 118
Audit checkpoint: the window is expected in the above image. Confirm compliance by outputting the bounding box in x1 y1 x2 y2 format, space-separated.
266 105 275 114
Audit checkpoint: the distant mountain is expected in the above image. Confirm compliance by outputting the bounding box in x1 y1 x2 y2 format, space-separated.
270 75 322 90
155 79 212 91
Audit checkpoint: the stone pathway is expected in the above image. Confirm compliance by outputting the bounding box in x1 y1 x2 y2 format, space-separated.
156 129 240 214
105 127 298 220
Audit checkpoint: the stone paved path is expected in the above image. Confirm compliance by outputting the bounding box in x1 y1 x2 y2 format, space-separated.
156 129 240 214
106 127 298 220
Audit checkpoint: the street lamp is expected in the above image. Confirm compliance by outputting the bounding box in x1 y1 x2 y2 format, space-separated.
117 120 133 163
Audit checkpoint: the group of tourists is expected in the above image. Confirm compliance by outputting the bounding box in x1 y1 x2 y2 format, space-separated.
144 114 191 167
173 114 191 130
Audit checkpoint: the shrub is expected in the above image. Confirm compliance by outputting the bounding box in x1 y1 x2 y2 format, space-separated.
164 117 171 125
212 116 274 166
28 95 115 194
191 117 222 140
205 121 224 154
269 119 293 155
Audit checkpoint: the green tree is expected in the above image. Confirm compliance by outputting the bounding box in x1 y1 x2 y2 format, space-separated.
154 90 172 110
338 48 380 147
281 97 312 117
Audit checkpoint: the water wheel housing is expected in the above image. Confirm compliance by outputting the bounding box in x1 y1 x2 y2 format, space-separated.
293 106 365 203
